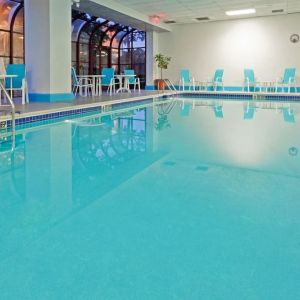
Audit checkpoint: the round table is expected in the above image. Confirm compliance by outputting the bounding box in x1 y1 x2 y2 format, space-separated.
77 75 105 96
114 74 135 93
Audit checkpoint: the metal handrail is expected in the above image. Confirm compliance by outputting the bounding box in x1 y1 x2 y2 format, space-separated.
163 79 177 98
164 79 177 92
165 79 177 91
0 80 16 135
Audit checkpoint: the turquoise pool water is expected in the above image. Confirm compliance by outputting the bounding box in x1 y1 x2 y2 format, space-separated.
1 98 300 299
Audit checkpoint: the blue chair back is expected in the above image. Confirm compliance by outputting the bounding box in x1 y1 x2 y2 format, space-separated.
102 68 114 85
5 64 25 89
244 69 255 84
180 69 190 83
282 68 296 84
124 69 135 84
213 69 224 83
71 67 79 86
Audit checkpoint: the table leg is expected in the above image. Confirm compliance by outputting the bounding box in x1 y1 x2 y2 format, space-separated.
10 77 13 99
98 77 102 95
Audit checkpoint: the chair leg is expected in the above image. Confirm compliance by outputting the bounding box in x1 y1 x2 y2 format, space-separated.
22 81 25 105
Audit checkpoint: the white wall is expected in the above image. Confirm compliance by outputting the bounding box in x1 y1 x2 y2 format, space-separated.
154 14 300 87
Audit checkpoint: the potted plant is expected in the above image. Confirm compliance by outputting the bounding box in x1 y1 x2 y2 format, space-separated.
154 53 171 91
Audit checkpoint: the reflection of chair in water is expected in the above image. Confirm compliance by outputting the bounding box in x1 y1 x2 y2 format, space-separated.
180 104 191 117
213 105 223 119
244 102 256 120
282 107 295 123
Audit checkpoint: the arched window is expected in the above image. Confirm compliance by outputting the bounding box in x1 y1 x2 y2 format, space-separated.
0 0 24 66
72 10 146 86
120 31 146 86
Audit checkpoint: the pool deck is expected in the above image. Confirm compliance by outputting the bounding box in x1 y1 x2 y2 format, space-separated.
1 89 300 123
0 91 167 121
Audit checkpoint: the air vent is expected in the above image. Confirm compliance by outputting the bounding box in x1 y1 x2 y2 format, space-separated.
195 17 210 21
272 9 284 13
164 20 176 24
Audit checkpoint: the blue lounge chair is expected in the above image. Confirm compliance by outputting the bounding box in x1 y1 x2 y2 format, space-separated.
276 68 296 93
71 67 93 96
5 64 28 104
244 69 260 92
207 69 224 91
101 68 117 95
179 69 195 91
124 69 140 92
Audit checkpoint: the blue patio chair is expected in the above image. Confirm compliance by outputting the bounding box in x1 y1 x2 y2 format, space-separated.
244 69 260 93
276 68 296 93
71 67 93 96
179 69 195 91
101 68 117 95
124 69 140 92
207 69 224 91
5 64 28 104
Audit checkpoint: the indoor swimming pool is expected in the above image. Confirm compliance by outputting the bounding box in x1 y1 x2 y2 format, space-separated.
1 97 300 299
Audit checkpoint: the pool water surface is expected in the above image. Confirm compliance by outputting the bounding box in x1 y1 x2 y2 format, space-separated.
1 98 300 299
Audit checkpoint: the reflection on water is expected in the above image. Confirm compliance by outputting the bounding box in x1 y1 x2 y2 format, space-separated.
1 99 300 206
0 98 300 299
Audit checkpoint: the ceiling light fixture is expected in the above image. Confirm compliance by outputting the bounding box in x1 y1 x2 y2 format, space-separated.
149 15 161 25
195 17 210 21
226 8 256 16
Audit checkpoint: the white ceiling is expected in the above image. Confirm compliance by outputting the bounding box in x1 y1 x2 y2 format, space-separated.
111 0 300 24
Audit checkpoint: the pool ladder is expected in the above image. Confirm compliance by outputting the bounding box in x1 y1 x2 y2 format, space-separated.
163 79 178 97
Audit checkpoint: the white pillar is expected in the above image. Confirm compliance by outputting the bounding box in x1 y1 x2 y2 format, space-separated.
146 31 159 90
25 0 74 102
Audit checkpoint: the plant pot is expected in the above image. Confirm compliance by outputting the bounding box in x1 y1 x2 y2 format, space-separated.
155 79 166 91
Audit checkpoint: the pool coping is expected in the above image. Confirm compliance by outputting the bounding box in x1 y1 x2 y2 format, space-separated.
1 90 300 130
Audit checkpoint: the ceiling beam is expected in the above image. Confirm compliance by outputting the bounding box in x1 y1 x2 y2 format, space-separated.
83 0 172 32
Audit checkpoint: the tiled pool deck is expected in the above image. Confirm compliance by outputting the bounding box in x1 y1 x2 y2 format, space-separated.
1 90 300 131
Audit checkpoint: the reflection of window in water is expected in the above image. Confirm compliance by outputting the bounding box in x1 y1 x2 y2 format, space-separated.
74 108 147 170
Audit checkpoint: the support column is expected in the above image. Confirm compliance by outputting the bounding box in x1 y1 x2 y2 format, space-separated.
146 31 159 90
25 0 74 102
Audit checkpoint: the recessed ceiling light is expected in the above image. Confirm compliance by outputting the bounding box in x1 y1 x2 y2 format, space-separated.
195 17 210 21
272 9 284 13
226 8 256 16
